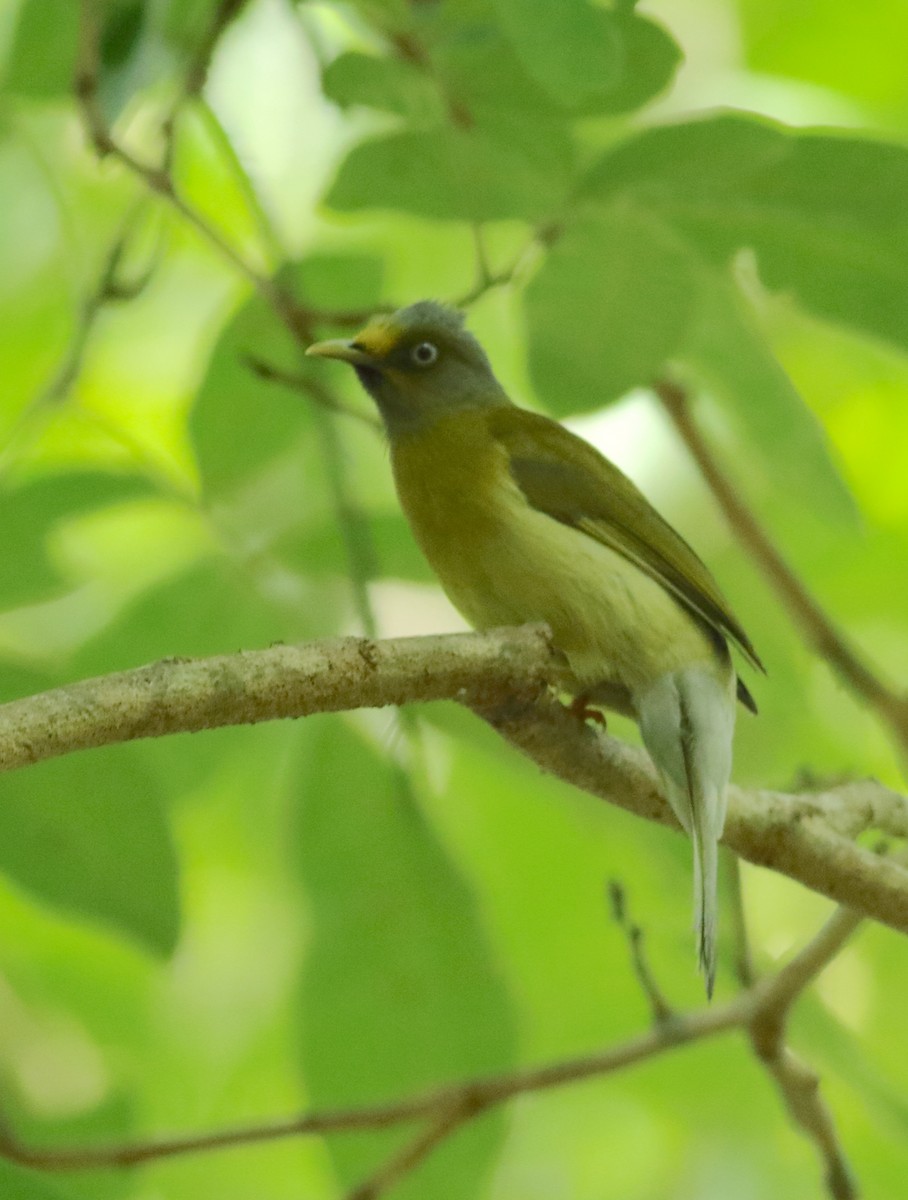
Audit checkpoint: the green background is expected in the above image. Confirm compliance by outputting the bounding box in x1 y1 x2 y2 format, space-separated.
0 1 906 1196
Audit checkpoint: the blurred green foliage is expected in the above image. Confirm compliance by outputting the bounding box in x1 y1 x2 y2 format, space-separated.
0 1 907 1198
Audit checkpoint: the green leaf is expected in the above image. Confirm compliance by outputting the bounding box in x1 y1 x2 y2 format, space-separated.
294 252 384 312
191 255 382 497
0 1160 82 1200
492 0 622 106
573 11 681 115
0 473 154 612
432 23 570 117
0 745 180 956
0 661 54 706
325 125 570 222
576 114 881 517
3 0 81 97
4 0 159 121
582 111 785 199
322 52 444 121
159 0 236 54
278 511 433 583
683 273 858 525
583 112 908 353
295 721 515 1197
525 207 698 413
100 2 144 71
431 10 678 119
68 560 264 676
190 288 310 496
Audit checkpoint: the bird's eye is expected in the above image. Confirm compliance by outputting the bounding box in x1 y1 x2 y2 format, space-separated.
411 341 438 367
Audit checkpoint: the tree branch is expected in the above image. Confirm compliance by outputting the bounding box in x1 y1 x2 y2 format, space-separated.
748 906 862 1200
244 355 381 431
0 905 857 1196
1 629 906 934
344 1104 473 1200
0 628 553 772
655 378 908 757
608 880 675 1024
75 0 311 342
183 0 252 98
0 209 155 477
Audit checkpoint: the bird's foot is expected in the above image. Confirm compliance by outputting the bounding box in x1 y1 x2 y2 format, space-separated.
568 693 608 729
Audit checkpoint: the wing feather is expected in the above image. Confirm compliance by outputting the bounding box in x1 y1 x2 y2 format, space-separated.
487 406 764 673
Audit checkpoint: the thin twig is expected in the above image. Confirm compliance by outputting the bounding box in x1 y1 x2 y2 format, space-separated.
608 880 675 1024
470 224 494 295
0 908 856 1187
159 0 253 168
184 0 251 96
0 209 154 475
74 0 310 342
244 355 381 430
0 999 749 1171
453 235 540 309
39 213 152 406
345 1104 472 1200
655 378 908 757
313 404 379 636
749 907 863 1200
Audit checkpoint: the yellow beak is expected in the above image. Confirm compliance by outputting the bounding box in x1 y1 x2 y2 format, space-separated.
305 338 378 367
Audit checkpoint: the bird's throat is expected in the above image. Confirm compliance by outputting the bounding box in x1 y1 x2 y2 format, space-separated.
353 364 382 395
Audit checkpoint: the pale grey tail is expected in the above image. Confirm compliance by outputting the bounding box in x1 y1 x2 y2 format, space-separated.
637 666 735 998
691 813 719 996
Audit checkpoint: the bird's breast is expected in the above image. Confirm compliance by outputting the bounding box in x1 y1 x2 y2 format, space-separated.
391 412 513 621
390 412 722 696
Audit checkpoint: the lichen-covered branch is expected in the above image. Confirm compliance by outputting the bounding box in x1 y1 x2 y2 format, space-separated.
1 628 906 935
0 627 552 772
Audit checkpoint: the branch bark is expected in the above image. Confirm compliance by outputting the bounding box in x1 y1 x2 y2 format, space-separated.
1 628 906 934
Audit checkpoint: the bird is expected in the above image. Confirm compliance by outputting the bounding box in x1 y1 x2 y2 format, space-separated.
306 300 762 996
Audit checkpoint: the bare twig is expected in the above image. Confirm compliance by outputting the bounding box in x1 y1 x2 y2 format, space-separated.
0 210 155 475
244 355 381 430
345 1104 472 1200
159 0 253 168
0 907 856 1193
184 0 251 97
0 998 749 1171
38 213 152 407
453 233 541 309
655 378 908 757
74 0 310 341
470 224 494 295
608 880 674 1024
749 907 863 1200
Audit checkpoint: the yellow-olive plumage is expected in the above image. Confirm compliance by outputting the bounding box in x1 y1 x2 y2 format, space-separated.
307 301 762 996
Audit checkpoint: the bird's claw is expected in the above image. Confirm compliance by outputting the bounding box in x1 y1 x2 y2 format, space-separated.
568 693 608 729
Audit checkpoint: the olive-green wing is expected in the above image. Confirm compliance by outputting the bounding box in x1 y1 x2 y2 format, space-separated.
488 406 764 673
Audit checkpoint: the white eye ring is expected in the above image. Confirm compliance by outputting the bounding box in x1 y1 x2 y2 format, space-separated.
411 341 438 367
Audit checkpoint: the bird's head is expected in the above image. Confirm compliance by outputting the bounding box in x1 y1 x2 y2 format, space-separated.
306 300 509 435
